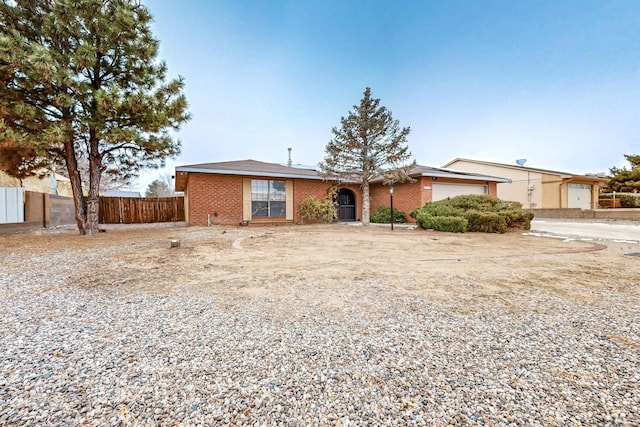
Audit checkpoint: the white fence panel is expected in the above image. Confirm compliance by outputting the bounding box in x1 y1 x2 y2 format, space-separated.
0 188 24 224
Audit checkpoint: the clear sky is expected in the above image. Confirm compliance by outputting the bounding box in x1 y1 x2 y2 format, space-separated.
138 0 640 192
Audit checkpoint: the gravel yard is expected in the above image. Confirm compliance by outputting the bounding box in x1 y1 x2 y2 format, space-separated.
1 223 639 426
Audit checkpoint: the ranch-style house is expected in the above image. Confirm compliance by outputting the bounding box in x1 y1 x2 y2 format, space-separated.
174 159 510 226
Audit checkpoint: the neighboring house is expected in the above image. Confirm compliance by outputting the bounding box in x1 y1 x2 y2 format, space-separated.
0 170 76 228
102 190 142 198
442 158 609 210
175 160 510 226
0 170 73 197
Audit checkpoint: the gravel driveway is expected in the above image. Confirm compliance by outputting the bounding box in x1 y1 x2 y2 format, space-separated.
1 225 638 425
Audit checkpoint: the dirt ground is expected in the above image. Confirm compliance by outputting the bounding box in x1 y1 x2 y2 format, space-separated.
2 223 638 315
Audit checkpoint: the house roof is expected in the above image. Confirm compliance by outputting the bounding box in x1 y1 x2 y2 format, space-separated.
175 160 323 191
175 159 513 191
407 164 511 183
442 158 609 182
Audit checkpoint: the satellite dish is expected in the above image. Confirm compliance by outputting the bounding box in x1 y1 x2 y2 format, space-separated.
516 159 527 166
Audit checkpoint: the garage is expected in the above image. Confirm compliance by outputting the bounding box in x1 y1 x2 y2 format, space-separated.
568 183 592 209
432 183 488 201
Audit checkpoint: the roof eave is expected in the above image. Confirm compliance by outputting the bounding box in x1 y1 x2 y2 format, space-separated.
444 158 606 180
422 171 511 183
175 166 324 180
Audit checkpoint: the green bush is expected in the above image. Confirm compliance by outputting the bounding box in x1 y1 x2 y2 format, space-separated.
412 194 533 233
412 202 463 218
447 195 494 211
370 206 407 224
464 210 507 233
498 209 534 231
618 194 640 208
499 200 525 211
298 195 337 224
599 193 640 208
415 212 468 233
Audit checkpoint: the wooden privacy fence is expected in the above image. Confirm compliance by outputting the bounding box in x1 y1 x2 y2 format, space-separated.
99 196 184 224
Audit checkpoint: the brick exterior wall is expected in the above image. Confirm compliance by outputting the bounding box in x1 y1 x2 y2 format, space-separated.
184 172 336 226
370 179 427 223
185 173 243 226
488 182 498 197
184 172 501 226
291 179 337 223
370 177 499 223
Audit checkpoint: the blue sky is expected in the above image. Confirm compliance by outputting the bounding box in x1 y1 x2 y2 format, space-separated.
139 0 640 191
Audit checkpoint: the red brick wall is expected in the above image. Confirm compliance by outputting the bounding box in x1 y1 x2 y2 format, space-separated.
185 173 338 226
185 173 243 226
419 177 433 205
292 180 336 223
184 172 501 226
488 182 497 197
370 177 498 223
370 180 423 223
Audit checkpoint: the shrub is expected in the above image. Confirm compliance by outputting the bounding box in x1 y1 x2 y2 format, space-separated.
618 194 640 208
415 211 468 233
445 194 495 211
370 206 407 224
298 195 337 224
599 193 640 208
503 209 534 230
413 202 463 218
464 210 507 233
412 194 534 233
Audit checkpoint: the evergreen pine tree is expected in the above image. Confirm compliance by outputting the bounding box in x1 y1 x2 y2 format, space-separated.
319 87 414 224
145 179 173 197
0 0 190 234
608 154 640 192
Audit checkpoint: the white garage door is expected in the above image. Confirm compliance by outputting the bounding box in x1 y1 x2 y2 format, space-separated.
568 183 592 209
432 183 488 201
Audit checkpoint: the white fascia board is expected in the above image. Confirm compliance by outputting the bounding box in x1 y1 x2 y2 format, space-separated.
175 167 324 180
424 171 511 183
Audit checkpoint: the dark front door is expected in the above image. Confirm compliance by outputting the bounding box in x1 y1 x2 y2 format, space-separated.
336 189 356 221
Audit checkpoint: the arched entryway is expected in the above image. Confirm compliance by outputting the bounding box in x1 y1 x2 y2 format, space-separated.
335 188 356 221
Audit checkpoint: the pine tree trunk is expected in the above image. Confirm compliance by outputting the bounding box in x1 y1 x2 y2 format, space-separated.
362 180 370 224
85 129 102 235
85 164 101 235
61 112 102 235
63 139 88 235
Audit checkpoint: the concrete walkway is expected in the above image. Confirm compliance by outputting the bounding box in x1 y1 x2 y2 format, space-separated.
529 219 640 243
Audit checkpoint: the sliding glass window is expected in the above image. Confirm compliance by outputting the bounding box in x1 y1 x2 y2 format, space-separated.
251 180 286 217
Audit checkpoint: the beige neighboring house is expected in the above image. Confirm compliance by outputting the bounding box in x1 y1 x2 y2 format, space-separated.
0 170 74 197
442 158 609 210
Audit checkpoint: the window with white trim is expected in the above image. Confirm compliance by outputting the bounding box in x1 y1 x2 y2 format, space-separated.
251 180 286 217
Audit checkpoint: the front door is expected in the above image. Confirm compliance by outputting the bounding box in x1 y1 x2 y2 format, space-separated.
336 189 356 221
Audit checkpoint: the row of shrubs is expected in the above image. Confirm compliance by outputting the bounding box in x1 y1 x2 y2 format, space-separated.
410 195 534 233
299 193 533 234
599 193 640 208
299 199 412 224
